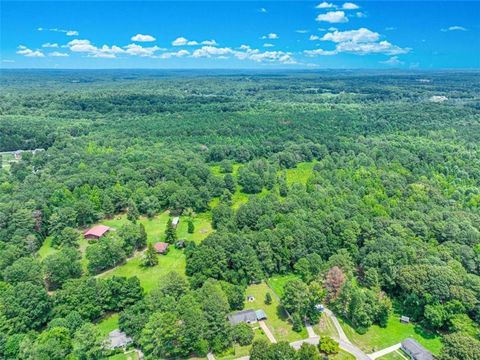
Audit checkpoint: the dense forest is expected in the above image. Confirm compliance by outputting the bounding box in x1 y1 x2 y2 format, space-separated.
0 70 479 360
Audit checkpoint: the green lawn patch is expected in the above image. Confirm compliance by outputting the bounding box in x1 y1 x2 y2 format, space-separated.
378 350 409 360
217 328 267 360
339 314 442 355
243 282 306 343
315 312 339 338
284 161 316 185
95 312 119 337
38 236 56 259
98 247 186 293
267 273 300 298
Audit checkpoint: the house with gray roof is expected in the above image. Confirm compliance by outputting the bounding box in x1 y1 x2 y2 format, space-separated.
401 338 434 360
228 309 268 325
106 329 133 350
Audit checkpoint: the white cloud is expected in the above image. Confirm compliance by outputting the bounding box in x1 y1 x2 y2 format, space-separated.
67 39 129 58
316 11 349 23
156 49 190 59
172 37 199 46
336 40 409 55
316 2 335 9
124 43 161 57
306 27 410 56
356 12 367 18
16 45 45 57
263 43 274 47
261 33 279 39
380 56 404 65
42 42 59 48
304 48 337 56
295 29 309 34
342 2 359 10
258 8 267 13
441 25 467 32
321 28 380 43
131 34 156 42
38 28 79 36
49 51 69 57
309 35 321 41
192 46 233 58
201 40 218 46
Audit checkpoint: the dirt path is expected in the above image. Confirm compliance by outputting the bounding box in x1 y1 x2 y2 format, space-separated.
368 343 401 359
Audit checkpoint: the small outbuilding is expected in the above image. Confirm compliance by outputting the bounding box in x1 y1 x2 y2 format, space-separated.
84 225 111 240
154 242 169 254
175 240 185 249
400 316 410 323
172 217 180 228
401 338 434 360
247 295 255 302
106 329 132 350
255 309 267 321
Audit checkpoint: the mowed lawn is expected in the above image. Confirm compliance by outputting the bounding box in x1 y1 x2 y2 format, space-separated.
267 273 300 297
339 315 442 355
95 312 119 337
243 282 307 342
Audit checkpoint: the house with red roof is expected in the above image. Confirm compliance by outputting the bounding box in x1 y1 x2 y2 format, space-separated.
154 242 169 254
83 225 111 240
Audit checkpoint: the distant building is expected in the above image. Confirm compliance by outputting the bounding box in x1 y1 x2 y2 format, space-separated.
172 217 180 228
83 225 111 240
175 240 185 249
400 316 410 323
106 329 132 350
154 242 169 254
401 338 434 360
315 304 325 312
228 309 267 325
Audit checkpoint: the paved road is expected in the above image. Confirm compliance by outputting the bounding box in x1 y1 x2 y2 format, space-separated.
259 320 277 344
324 308 350 343
305 322 316 338
368 343 401 359
207 352 216 360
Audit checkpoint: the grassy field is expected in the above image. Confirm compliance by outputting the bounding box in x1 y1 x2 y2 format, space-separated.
98 247 186 292
315 312 339 338
243 282 307 343
267 273 300 298
378 350 409 360
217 328 268 360
95 312 119 337
339 314 442 355
284 161 316 185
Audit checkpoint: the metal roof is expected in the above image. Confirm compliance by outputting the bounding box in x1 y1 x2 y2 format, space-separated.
228 309 257 325
84 225 110 238
401 338 434 360
255 309 267 320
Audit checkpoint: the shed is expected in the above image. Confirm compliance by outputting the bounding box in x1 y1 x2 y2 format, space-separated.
255 309 267 321
400 316 410 323
172 217 180 228
247 295 255 302
154 242 169 254
175 240 185 249
84 225 111 240
401 338 434 360
106 329 132 350
228 309 257 325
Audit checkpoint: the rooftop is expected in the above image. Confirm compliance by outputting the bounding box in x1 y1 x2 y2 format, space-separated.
154 242 169 253
84 225 111 238
107 329 132 349
401 338 434 360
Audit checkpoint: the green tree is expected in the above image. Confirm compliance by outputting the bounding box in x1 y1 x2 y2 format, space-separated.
318 336 339 355
141 312 182 359
142 243 158 267
127 199 139 223
265 292 272 305
72 323 104 360
164 218 177 244
297 342 321 360
31 326 72 360
3 257 43 285
43 248 82 290
51 226 80 248
438 333 480 360
188 218 195 234
232 323 254 346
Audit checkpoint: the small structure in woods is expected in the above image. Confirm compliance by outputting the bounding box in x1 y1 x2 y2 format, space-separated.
83 225 111 240
154 242 169 254
400 315 410 323
401 338 434 360
172 217 180 228
228 309 267 325
106 329 132 350
247 295 255 302
175 240 185 249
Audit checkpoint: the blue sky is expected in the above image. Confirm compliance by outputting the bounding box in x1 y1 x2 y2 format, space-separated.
1 1 479 69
